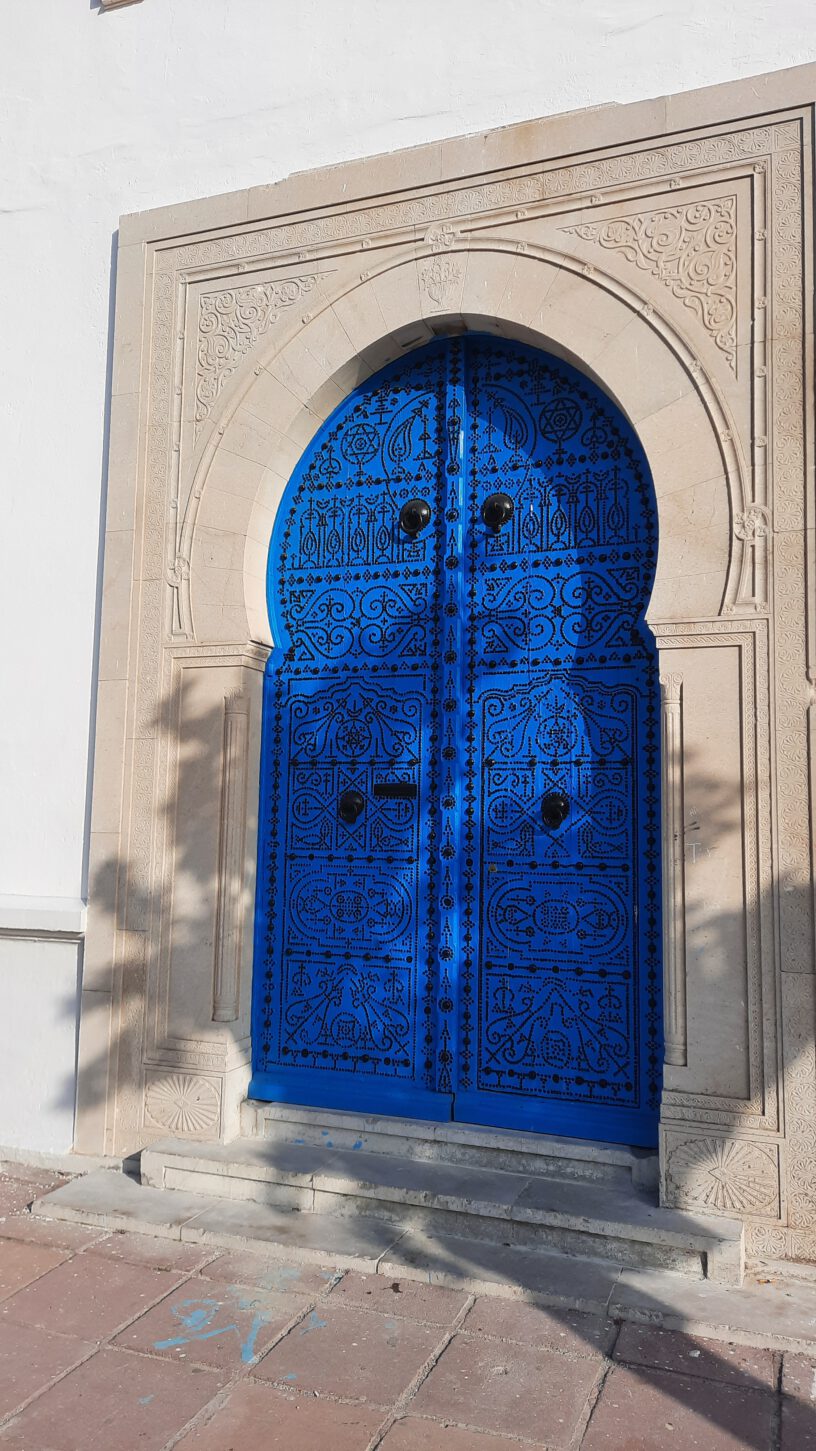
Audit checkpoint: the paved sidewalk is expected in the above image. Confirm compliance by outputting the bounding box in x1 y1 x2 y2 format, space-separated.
0 1167 814 1450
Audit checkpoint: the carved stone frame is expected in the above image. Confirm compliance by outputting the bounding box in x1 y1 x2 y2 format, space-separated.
79 66 816 1264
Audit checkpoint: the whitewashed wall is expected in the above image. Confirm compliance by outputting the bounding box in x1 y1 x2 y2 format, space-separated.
0 0 814 1153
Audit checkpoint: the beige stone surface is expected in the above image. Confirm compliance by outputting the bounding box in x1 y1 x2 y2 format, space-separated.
80 64 816 1267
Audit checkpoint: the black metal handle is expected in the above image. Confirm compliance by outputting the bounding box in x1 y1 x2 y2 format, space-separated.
338 789 365 824
541 790 570 830
482 492 514 533
399 499 432 538
373 781 418 800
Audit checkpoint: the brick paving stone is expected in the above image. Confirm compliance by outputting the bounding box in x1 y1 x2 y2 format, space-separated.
461 1298 612 1356
172 1380 383 1450
254 1302 444 1408
0 1253 187 1340
0 1242 70 1302
783 1352 816 1400
0 1218 103 1252
86 1232 216 1273
0 1321 94 1418
114 1279 307 1371
0 1168 66 1193
201 1250 341 1296
614 1323 777 1389
0 1182 49 1217
329 1272 469 1324
582 1364 776 1451
781 1397 816 1450
781 1355 816 1450
411 1331 600 1446
380 1415 544 1449
0 1347 224 1451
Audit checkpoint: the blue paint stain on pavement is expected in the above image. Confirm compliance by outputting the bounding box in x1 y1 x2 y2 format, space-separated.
283 1372 298 1382
153 1295 270 1362
240 1312 269 1364
138 1396 155 1406
352 1139 363 1150
299 1310 327 1335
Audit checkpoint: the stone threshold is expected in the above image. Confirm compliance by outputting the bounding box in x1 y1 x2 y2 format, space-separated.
141 1133 742 1283
30 1169 816 1354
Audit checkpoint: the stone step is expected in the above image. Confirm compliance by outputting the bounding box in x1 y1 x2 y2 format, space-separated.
240 1099 658 1189
29 1172 816 1351
141 1137 743 1284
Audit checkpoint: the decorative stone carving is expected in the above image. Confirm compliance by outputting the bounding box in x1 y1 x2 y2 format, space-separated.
563 198 737 369
212 691 250 1024
419 224 464 309
734 504 770 541
731 504 771 613
144 1073 221 1136
165 127 778 278
195 276 318 431
656 621 773 1136
660 674 687 1068
665 1136 780 1215
167 553 192 637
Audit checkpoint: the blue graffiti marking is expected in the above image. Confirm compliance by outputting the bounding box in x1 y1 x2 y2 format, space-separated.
153 1294 273 1364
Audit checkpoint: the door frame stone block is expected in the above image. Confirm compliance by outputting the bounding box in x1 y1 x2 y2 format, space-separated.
79 64 816 1265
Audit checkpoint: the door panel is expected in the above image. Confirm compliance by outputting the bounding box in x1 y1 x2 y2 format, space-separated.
458 340 661 1144
251 345 452 1118
252 335 661 1144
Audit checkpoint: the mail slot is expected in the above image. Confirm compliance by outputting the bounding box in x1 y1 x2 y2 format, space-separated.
373 781 418 800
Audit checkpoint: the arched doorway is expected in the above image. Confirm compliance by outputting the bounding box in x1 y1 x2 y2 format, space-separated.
251 334 661 1147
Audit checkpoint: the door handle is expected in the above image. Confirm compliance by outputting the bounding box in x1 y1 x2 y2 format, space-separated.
338 789 365 824
399 498 432 538
541 791 569 829
482 492 514 532
373 781 418 800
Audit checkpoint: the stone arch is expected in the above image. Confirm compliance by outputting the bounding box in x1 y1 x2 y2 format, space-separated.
187 244 745 650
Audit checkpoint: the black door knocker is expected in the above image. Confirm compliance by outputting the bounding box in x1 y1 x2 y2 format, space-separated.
541 790 570 830
338 789 365 824
482 492 514 533
399 498 432 538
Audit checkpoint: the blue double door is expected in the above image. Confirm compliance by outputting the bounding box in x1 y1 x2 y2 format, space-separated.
251 335 661 1147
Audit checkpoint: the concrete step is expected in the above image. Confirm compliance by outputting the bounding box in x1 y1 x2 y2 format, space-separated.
29 1171 816 1351
240 1099 658 1190
141 1136 743 1284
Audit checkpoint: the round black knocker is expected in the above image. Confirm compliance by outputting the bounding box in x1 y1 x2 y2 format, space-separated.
338 789 365 825
399 498 432 538
541 790 570 830
482 492 514 532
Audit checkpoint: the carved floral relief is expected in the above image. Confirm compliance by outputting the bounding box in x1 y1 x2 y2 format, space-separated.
563 198 737 369
195 276 318 432
665 1136 780 1216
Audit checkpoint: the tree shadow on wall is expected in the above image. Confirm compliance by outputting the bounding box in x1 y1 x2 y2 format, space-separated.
53 661 816 1447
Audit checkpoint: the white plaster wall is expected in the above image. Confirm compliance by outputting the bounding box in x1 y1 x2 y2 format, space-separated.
0 0 814 1150
0 940 81 1154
